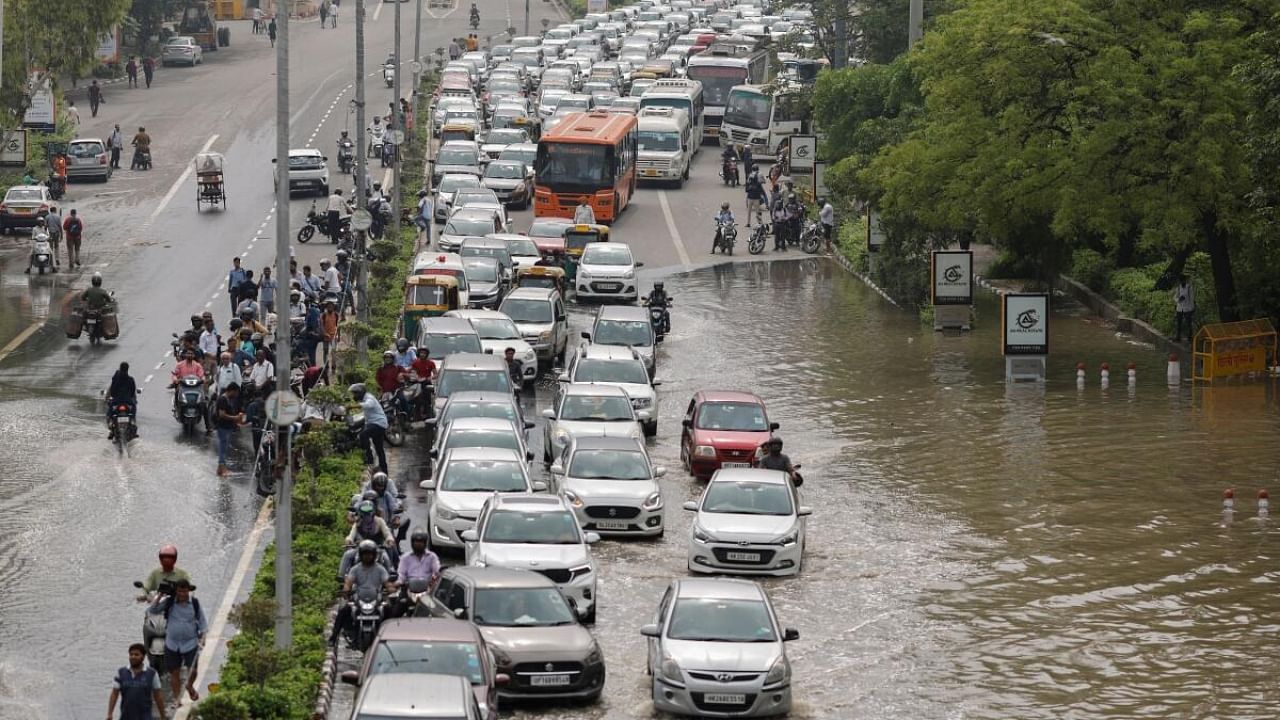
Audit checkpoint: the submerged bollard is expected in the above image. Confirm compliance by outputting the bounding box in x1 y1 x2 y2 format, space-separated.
1100 362 1110 389
1127 362 1137 386
1077 362 1086 390
1259 489 1270 517
1223 488 1236 525
1167 353 1181 386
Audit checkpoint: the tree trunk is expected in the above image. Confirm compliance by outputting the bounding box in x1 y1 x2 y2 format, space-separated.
1202 207 1240 322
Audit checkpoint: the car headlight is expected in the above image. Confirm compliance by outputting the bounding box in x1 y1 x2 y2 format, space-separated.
692 525 717 543
642 491 662 511
472 558 487 567
660 655 684 686
564 489 584 508
631 397 652 409
435 504 458 521
569 562 594 579
538 330 552 342
765 656 790 685
585 642 603 666
490 646 512 667
621 269 634 279
521 350 537 363
694 445 716 458
553 427 570 445
773 530 798 546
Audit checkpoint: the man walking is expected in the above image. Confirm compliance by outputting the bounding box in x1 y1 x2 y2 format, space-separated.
63 209 84 267
88 81 103 117
149 578 205 703
214 383 245 475
142 57 156 89
1173 274 1195 342
319 0 329 28
819 197 835 253
227 257 247 315
352 383 389 474
268 16 278 46
65 100 80 131
109 125 124 169
126 57 139 88
259 266 278 317
44 205 62 268
106 644 167 720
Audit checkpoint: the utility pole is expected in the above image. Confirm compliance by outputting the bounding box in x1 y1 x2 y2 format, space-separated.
412 0 423 136
831 0 847 69
355 0 370 364
272 0 293 650
909 0 923 47
524 0 530 36
392 0 403 269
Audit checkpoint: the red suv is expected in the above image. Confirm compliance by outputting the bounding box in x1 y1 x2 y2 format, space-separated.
680 390 778 480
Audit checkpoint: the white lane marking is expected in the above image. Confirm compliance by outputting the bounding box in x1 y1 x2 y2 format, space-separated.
154 362 164 370
290 68 349 128
428 0 458 20
173 498 274 720
0 322 44 364
149 135 220 222
204 301 212 308
143 374 154 384
658 189 692 269
373 0 385 21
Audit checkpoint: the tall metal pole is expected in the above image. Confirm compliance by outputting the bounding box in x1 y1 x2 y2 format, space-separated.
272 0 293 650
412 0 423 132
392 0 403 269
355 0 370 363
524 0 530 37
831 0 847 69
908 0 923 47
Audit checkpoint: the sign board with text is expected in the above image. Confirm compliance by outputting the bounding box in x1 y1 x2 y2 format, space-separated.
866 208 885 252
96 28 121 64
1002 293 1049 355
0 130 28 166
789 134 816 172
813 160 828 199
587 0 608 12
22 74 57 131
930 250 973 306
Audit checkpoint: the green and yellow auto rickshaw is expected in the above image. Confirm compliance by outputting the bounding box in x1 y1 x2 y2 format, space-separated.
563 223 610 284
400 274 461 335
515 264 568 297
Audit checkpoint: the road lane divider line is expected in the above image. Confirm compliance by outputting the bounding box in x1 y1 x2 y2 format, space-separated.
143 373 154 384
658 190 693 269
0 322 44 364
149 134 220 223
373 0 385 21
154 362 164 370
289 68 348 128
174 498 275 720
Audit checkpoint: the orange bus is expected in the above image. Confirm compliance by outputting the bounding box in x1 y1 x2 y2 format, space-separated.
533 111 637 223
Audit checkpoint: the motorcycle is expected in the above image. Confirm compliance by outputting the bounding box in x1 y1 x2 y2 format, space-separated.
382 62 396 88
747 223 768 255
643 296 671 338
368 125 386 158
799 219 823 254
132 580 175 671
172 374 208 434
720 156 739 187
108 395 139 453
337 138 355 174
83 303 115 346
48 174 66 201
27 230 55 275
380 391 408 447
470 11 480 28
712 220 736 255
297 199 352 244
133 148 152 170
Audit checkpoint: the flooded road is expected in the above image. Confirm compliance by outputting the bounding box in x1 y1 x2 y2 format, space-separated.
329 258 1280 720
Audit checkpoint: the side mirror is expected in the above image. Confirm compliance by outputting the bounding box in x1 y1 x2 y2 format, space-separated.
532 481 548 491
524 420 535 429
580 331 591 340
635 262 645 267
133 580 145 589
461 529 479 542
682 501 697 511
425 417 439 426
453 607 468 619
797 506 812 516
681 418 692 428
421 479 437 490
340 670 361 686
429 449 439 459
525 450 535 462
640 623 660 637
651 381 662 387
271 158 278 163
549 463 565 475
541 408 556 419
655 335 664 343
783 627 800 641
654 466 666 477
557 372 570 382
769 422 780 431
584 532 601 544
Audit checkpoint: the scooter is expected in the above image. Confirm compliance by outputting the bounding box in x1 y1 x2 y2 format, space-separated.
712 220 736 255
720 156 739 187
470 11 480 29
382 62 396 88
26 230 55 275
132 581 175 671
172 374 208 434
643 296 671 338
380 391 408 447
337 138 355 174
368 125 386 158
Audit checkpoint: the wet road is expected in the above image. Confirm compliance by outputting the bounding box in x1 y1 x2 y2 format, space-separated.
330 259 1280 719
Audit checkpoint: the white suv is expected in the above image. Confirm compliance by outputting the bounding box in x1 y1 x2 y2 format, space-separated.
275 148 330 197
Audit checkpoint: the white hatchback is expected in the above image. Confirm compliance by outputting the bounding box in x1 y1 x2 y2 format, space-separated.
684 468 810 577
575 242 642 301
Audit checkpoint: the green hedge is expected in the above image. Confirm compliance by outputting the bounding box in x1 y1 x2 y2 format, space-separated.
836 213 869 273
564 0 586 18
1104 253 1218 336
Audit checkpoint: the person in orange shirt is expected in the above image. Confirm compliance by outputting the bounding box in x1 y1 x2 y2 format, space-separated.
321 297 340 366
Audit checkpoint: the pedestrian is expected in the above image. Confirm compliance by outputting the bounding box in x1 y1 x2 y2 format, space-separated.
126 57 139 88
299 264 323 302
106 643 167 720
214 383 245 475
319 0 329 27
770 196 787 251
321 298 340 366
268 17 277 46
148 578 205 702
44 205 62 267
108 124 124 169
63 209 84 267
353 384 389 474
1173 273 1195 342
259 267 277 317
88 81 102 117
448 38 461 60
252 5 263 33
740 144 754 176
329 1 339 27
142 57 155 88
819 197 835 253
65 100 80 131
326 188 350 244
414 189 432 237
744 170 765 227
227 257 247 315
238 269 258 306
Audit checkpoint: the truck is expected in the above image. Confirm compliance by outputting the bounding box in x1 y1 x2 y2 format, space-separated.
180 1 220 51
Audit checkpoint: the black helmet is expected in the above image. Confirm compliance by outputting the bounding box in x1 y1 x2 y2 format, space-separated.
239 307 255 319
418 189 428 198
410 528 429 544
251 332 264 344
349 383 367 400
361 490 379 503
340 130 349 137
336 249 349 259
767 436 783 450
229 318 244 332
396 338 410 352
190 314 202 327
371 472 389 490
654 281 664 290
357 539 378 555
91 272 103 287
721 202 730 210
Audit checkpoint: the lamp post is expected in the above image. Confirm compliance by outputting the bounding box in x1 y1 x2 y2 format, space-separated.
272 0 293 651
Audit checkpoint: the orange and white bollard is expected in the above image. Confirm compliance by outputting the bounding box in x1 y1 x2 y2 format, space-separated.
1076 362 1086 390
1223 488 1235 511
1100 362 1110 389
1167 353 1181 386
1127 362 1137 387
1258 489 1270 517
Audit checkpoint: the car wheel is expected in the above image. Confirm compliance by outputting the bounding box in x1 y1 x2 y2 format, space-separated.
581 604 596 625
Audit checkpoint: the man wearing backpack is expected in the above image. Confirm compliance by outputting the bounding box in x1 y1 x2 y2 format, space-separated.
148 578 205 703
63 209 84 268
106 643 167 720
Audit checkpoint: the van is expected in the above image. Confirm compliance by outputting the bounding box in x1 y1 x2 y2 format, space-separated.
636 106 691 186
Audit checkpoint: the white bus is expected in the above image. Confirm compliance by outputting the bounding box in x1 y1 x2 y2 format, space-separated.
719 84 811 156
636 107 693 186
637 79 705 154
685 38 771 143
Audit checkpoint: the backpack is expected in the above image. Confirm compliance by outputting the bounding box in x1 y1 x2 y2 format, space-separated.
161 595 202 621
66 217 82 236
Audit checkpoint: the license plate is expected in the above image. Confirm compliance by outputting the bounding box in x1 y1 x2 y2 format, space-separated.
642 169 658 176
705 694 746 704
725 552 760 562
14 208 32 215
117 417 131 424
595 520 629 530
722 462 750 468
530 674 572 687
597 283 621 290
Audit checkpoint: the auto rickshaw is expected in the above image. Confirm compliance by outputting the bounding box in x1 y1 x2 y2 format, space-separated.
439 123 477 145
400 274 461 335
515 264 567 297
563 223 609 283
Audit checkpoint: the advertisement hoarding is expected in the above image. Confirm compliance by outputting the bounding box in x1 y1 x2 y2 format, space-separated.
23 73 57 131
930 250 973 306
1002 293 1050 355
866 208 885 252
96 27 121 64
789 134 816 172
0 130 28 166
587 0 608 12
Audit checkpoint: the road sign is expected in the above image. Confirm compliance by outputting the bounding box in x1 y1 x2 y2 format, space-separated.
0 130 28 166
264 391 304 426
789 134 816 172
350 209 373 231
1002 293 1050 355
930 250 973 306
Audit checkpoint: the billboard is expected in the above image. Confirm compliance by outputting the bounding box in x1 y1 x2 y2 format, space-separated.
22 73 57 131
96 27 121 64
930 250 973 306
1002 293 1050 355
789 134 816 172
866 208 885 252
587 0 608 12
0 130 27 166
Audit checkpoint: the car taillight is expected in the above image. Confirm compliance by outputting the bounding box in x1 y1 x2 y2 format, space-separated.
117 405 129 412
99 154 107 165
0 204 7 212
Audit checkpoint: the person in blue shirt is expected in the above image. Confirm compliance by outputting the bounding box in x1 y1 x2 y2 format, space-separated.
351 383 389 474
106 643 167 720
393 338 417 369
226 257 247 316
712 202 735 253
149 578 205 703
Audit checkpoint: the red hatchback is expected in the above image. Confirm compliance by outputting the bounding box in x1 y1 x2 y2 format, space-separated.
680 390 778 480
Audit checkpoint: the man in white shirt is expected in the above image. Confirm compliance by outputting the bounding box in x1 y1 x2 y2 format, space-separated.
326 189 351 242
213 352 240 395
320 258 342 295
573 199 596 225
198 322 220 375
288 290 308 322
248 350 275 395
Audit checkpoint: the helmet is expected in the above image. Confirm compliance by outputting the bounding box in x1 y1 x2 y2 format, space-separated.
361 490 379 503
229 318 244 332
410 528 429 544
357 500 375 515
239 307 256 319
336 249 349 259
766 436 783 450
190 314 202 326
382 350 395 361
396 338 410 352
290 289 302 299
357 539 378 555
371 472 389 490
319 257 330 266
158 544 178 558
349 383 367 400
417 344 430 355
418 189 428 198
374 183 382 191
340 130 349 137
654 281 664 290
721 202 730 210
250 332 264 344
91 272 103 287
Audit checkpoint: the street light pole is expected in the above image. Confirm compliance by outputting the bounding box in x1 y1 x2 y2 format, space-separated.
909 0 923 47
413 0 423 129
272 0 293 650
524 0 530 37
392 0 403 266
356 0 370 363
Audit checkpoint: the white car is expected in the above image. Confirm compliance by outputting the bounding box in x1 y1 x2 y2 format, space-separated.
541 383 643 463
275 148 330 197
684 468 811 577
423 447 544 552
434 173 484 223
440 207 504 253
433 416 534 467
560 343 659 436
463 493 601 623
444 309 539 384
491 233 541 270
575 242 643 301
551 435 665 537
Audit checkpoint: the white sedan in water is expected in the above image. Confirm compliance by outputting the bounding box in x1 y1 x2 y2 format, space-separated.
684 468 810 577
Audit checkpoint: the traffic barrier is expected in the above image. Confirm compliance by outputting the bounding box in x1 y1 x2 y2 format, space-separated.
1076 362 1086 389
1168 353 1181 386
1127 362 1137 387
1259 489 1270 517
1223 488 1235 511
1100 362 1110 389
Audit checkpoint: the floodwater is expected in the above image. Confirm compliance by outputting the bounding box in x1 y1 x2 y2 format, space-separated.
333 258 1280 720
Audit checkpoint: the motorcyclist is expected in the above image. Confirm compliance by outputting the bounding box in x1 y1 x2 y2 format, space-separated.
137 544 191 600
712 202 735 253
409 344 437 419
721 143 739 185
81 272 113 312
470 2 480 25
337 130 354 171
393 338 416 369
328 539 396 648
390 528 440 617
238 307 268 336
170 347 205 385
368 116 386 147
106 361 138 439
345 499 399 564
757 436 802 486
646 281 670 308
363 472 408 543
326 188 352 246
745 169 766 227
376 350 410 416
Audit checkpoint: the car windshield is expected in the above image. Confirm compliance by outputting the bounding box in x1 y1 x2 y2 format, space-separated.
407 284 454 305
69 142 103 158
500 147 537 164
529 220 572 238
441 460 528 492
574 358 648 385
425 333 483 358
582 245 632 266
568 449 649 479
455 190 500 206
667 598 777 642
439 176 481 193
438 369 510 396
501 298 552 323
486 130 526 145
485 162 526 179
443 428 520 453
686 65 745 105
368 640 485 684
5 189 41 202
594 319 652 347
289 155 323 168
469 317 522 340
541 90 569 106
473 588 576 627
441 401 518 425
444 218 494 236
534 142 614 189
483 509 581 544
559 394 634 421
560 97 591 110
724 88 770 130
438 148 479 166
464 260 500 282
636 130 680 152
168 38 194 47
702 480 794 516
695 402 768 431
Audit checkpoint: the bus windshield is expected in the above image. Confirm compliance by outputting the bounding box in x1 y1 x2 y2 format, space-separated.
687 65 746 105
724 89 769 130
639 97 692 115
534 142 614 190
637 130 680 152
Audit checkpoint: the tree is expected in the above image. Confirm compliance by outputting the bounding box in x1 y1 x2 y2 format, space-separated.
129 0 188 55
5 0 131 81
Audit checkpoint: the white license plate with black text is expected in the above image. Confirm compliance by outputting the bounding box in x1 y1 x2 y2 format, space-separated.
531 674 572 687
722 462 750 468
595 520 629 530
726 552 760 562
705 693 746 704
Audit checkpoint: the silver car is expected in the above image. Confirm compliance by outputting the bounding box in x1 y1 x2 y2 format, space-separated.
434 173 484 223
541 383 643 463
560 344 659 436
641 578 799 717
161 36 203 66
422 447 542 551
65 139 112 182
432 141 485 186
550 435 665 537
440 207 504 253
586 304 657 375
351 673 484 719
